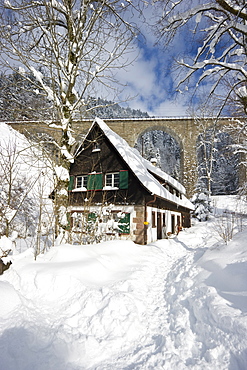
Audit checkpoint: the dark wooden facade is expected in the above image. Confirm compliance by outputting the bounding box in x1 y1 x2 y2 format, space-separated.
68 122 192 244
69 124 148 207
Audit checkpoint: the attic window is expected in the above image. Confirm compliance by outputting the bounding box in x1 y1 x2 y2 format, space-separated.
92 142 101 153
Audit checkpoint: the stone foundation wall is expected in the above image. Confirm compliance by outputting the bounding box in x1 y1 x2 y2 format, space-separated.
133 205 146 245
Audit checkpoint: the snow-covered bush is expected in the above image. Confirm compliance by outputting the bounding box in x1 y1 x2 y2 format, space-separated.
70 206 129 245
214 213 235 244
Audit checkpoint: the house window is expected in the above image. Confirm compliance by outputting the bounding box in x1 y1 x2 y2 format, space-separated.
76 175 88 188
71 211 96 232
118 213 130 234
108 212 130 234
92 142 101 153
105 172 120 188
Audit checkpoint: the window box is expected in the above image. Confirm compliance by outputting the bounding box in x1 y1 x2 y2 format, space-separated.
103 186 119 191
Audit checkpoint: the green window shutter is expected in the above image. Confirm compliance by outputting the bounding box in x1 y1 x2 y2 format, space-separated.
88 173 103 190
88 212 97 222
119 170 128 189
68 176 74 190
95 173 103 190
118 213 130 234
87 174 94 190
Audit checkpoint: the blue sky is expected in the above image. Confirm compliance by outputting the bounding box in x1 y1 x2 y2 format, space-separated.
113 3 209 117
111 9 187 116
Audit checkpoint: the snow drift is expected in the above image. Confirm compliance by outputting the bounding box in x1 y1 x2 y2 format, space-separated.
1 199 247 369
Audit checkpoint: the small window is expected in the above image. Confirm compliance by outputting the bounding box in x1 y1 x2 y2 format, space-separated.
92 142 101 153
76 175 88 188
105 173 120 188
118 213 130 234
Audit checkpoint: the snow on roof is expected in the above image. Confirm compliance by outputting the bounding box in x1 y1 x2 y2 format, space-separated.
91 118 194 210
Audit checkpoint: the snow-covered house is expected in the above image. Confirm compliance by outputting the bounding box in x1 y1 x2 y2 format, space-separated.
68 118 194 244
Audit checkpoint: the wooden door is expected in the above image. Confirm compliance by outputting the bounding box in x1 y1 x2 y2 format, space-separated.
157 212 162 239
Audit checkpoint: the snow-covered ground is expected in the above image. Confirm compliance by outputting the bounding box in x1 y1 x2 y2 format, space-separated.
1 196 247 370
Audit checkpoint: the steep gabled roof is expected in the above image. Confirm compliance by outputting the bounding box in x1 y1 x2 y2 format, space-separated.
88 118 194 210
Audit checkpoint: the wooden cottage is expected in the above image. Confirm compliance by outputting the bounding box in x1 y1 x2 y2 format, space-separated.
68 118 194 244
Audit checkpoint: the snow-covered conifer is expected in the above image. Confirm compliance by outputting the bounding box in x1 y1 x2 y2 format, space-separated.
191 181 212 222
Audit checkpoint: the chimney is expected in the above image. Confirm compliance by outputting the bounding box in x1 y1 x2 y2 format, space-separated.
150 158 157 166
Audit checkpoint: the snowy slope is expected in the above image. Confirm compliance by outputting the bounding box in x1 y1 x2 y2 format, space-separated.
1 196 247 369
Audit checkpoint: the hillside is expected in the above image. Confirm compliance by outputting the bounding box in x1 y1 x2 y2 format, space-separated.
0 73 149 121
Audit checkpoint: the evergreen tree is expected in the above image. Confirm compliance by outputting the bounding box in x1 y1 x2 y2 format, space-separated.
191 181 212 222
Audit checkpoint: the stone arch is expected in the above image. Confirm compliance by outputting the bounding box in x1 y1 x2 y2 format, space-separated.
134 125 184 182
134 125 184 150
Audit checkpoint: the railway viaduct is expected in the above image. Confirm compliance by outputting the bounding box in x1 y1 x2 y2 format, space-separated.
9 116 245 197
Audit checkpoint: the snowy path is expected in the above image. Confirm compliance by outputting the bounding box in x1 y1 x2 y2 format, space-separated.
104 239 189 370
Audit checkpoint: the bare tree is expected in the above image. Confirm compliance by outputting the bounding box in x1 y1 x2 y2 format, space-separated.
196 118 218 195
0 137 38 238
0 0 145 240
0 125 56 258
155 0 247 115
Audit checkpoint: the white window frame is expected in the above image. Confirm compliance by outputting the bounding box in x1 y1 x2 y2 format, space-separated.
105 172 120 188
76 175 88 188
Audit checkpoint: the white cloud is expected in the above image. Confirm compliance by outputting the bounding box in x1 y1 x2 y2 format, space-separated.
116 50 159 98
98 10 204 117
149 98 189 117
